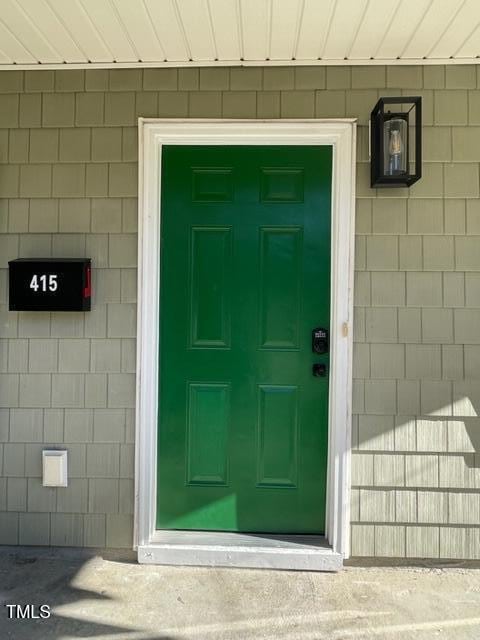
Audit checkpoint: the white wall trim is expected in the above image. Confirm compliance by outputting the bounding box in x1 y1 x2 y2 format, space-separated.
135 118 356 562
0 58 475 70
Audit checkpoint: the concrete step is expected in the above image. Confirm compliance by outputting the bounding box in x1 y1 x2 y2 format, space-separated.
138 531 343 571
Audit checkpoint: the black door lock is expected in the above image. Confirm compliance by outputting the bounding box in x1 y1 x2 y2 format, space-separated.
313 363 327 377
312 327 329 354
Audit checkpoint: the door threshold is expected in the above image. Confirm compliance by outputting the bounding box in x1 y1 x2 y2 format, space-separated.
138 531 343 572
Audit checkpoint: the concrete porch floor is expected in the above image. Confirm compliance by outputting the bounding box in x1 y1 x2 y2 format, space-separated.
0 547 480 640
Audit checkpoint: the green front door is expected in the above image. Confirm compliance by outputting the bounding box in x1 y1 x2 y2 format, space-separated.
157 145 332 533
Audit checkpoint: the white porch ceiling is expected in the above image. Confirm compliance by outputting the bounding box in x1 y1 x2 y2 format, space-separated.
0 0 480 69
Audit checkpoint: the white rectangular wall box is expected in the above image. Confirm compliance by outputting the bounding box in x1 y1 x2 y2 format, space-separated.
42 450 68 487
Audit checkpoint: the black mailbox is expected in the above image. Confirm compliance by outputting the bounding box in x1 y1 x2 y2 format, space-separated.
9 259 91 312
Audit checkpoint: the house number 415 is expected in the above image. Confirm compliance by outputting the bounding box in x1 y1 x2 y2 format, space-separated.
29 274 58 292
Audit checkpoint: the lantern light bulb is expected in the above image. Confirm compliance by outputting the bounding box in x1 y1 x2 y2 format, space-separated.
383 117 407 176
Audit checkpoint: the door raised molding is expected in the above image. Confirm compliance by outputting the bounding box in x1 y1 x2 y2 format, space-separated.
135 119 357 566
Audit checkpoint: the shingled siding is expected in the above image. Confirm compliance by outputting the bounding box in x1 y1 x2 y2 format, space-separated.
0 65 479 557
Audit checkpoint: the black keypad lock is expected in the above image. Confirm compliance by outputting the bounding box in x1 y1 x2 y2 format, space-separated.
312 328 329 355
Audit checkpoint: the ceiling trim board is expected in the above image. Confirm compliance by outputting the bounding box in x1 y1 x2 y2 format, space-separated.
0 57 478 71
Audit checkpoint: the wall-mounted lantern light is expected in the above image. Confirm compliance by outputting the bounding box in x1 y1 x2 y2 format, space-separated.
370 96 421 188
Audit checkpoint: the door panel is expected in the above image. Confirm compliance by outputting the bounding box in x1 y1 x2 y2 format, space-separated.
186 383 230 486
257 385 298 488
260 168 304 202
189 226 232 348
158 145 332 533
259 227 302 349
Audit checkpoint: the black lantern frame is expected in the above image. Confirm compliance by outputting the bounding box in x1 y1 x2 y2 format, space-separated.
370 96 422 188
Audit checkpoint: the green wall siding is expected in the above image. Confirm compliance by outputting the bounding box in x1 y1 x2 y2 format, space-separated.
0 65 479 558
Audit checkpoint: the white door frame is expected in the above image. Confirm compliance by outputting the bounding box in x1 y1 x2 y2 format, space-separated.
134 119 356 561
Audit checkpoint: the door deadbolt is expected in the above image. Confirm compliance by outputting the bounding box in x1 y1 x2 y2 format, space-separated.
312 363 327 377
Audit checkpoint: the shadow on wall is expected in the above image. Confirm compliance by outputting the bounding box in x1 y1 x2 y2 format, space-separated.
0 549 173 639
357 391 480 464
447 391 480 456
354 384 480 557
